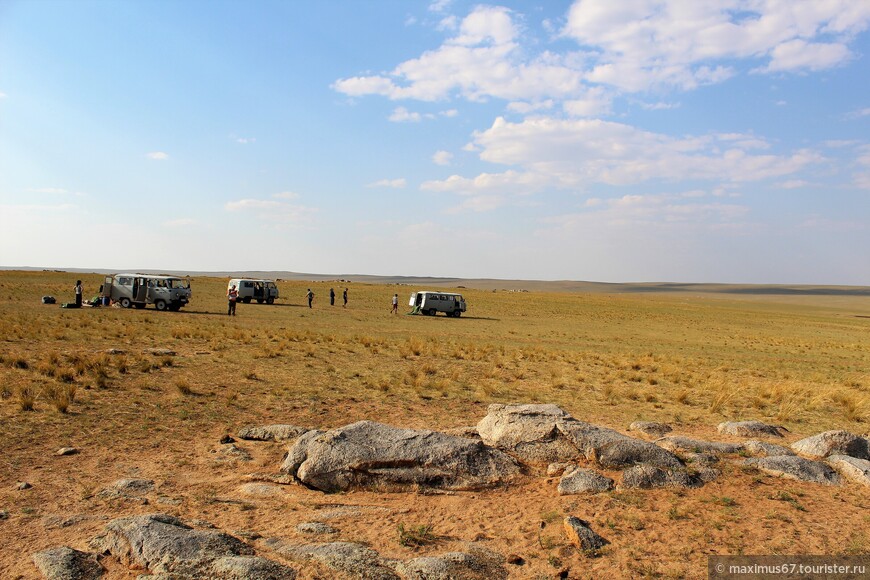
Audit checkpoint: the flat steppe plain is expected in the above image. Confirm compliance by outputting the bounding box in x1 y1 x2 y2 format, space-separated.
1 270 869 579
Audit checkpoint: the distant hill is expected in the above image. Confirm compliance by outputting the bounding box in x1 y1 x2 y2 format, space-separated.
4 266 870 297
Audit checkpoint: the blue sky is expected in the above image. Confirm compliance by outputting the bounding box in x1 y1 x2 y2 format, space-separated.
1 0 869 284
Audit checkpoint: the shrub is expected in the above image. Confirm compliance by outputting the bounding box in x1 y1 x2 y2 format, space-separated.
397 523 436 547
17 385 36 411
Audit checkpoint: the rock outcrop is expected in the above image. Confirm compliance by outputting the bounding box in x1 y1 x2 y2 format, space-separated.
744 456 840 485
628 421 673 438
32 546 104 580
826 455 870 487
395 544 507 580
267 540 399 580
281 421 522 493
742 440 795 457
563 517 608 552
655 436 742 455
790 431 870 460
557 467 614 495
237 425 309 442
89 513 296 579
621 465 708 489
476 404 681 469
717 421 785 438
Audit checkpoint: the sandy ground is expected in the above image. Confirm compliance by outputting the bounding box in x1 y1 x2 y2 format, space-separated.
3 404 869 580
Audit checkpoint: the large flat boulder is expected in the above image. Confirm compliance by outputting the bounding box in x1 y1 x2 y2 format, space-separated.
281 421 522 493
395 544 507 580
791 430 870 460
476 404 681 469
655 436 742 455
717 421 784 437
620 465 706 489
267 540 399 580
557 467 614 495
32 546 104 580
744 456 840 485
742 440 795 457
237 424 309 442
89 514 296 579
827 455 870 487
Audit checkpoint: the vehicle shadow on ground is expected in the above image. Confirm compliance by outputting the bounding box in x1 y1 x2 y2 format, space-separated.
408 315 500 321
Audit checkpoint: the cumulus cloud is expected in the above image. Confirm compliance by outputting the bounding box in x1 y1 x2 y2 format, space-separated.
422 116 823 205
432 150 453 166
563 0 870 91
389 107 423 122
367 178 407 188
224 196 317 223
146 152 169 160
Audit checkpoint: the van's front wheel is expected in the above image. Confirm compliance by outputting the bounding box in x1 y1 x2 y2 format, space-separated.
119 297 132 309
154 300 167 311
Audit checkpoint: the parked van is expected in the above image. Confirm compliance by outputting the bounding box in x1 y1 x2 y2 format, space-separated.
101 274 191 311
409 291 466 317
227 279 279 304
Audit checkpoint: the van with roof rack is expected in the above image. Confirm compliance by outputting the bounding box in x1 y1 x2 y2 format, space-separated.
408 291 466 317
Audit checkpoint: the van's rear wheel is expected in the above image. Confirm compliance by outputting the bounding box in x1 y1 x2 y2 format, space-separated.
119 297 132 309
154 300 167 311
453 310 461 317
428 308 437 316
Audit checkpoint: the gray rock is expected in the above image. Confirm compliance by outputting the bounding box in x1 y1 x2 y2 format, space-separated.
476 404 681 469
655 436 742 455
791 431 870 460
744 456 840 485
32 546 104 580
621 464 702 489
147 348 176 356
682 452 719 465
215 444 252 462
546 462 574 477
826 455 870 487
296 522 338 535
628 421 672 438
742 440 795 457
563 517 608 552
90 513 296 578
0 509 8 519
557 468 614 495
268 540 399 580
281 421 521 493
717 421 784 438
17 481 32 490
56 447 79 456
97 478 154 500
395 543 507 580
442 426 481 439
237 424 310 442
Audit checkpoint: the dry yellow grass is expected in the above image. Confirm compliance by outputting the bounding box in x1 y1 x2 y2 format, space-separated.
1 270 869 578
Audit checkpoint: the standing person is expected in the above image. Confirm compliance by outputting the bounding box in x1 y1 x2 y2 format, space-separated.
227 284 238 316
329 288 335 306
343 288 348 308
307 288 314 308
74 280 83 308
391 293 398 314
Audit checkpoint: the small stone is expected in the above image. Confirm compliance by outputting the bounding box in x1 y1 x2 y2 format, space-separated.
57 447 79 456
32 546 104 580
220 434 236 444
628 421 673 438
547 462 574 477
147 348 176 356
17 482 32 490
563 516 608 552
105 348 126 355
296 522 338 535
0 510 9 519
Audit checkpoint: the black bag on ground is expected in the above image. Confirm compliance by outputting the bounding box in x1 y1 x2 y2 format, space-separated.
42 296 56 304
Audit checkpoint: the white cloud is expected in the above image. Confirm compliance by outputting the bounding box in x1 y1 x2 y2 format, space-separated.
428 0 451 13
163 218 196 227
432 150 453 166
563 0 870 91
235 137 256 144
846 108 870 119
440 109 458 117
0 91 7 98
639 101 680 111
389 107 423 122
367 178 407 188
224 196 317 224
776 180 810 189
146 152 169 160
563 87 612 117
422 116 823 204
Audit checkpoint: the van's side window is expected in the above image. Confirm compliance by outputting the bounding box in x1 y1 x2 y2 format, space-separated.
243 281 254 288
119 277 132 285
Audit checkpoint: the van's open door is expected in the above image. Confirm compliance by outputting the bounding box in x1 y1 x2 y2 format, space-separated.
135 277 148 303
102 276 113 298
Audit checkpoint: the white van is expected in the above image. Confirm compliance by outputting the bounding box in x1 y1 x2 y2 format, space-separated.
227 279 279 304
409 291 466 317
102 274 191 311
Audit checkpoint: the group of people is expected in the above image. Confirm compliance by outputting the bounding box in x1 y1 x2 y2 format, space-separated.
305 287 348 308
